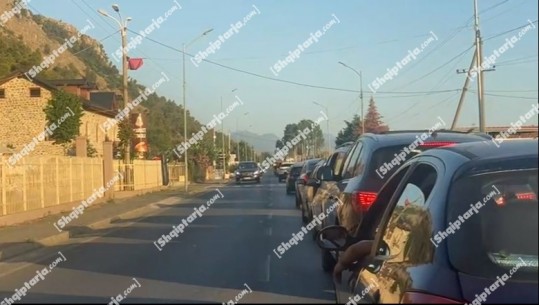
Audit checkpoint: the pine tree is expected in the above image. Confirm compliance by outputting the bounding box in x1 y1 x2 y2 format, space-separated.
364 97 389 134
335 115 362 146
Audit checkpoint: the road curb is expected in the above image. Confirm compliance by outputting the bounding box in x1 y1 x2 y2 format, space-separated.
0 184 219 261
0 231 70 262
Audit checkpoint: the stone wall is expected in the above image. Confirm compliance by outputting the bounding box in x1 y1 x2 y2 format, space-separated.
0 77 64 157
0 76 118 159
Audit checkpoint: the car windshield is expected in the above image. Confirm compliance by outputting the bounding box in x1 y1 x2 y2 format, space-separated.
238 163 257 170
280 163 293 168
447 160 538 281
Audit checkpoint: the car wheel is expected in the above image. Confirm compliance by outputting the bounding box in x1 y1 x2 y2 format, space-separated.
321 249 336 273
295 193 301 209
301 202 309 224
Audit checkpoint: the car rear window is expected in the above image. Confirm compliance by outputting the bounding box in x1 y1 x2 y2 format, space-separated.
306 160 321 171
368 145 420 180
447 162 538 281
290 167 302 175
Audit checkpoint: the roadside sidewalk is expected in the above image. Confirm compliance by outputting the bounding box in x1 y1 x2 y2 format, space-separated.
0 181 229 261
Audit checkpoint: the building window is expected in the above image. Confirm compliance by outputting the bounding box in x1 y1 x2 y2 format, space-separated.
30 88 41 97
0 89 5 98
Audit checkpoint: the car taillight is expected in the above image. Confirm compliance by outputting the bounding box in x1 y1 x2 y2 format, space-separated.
299 174 308 183
419 141 456 148
516 192 537 200
401 292 461 304
353 191 377 212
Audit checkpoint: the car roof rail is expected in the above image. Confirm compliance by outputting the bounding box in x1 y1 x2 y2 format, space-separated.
336 141 355 148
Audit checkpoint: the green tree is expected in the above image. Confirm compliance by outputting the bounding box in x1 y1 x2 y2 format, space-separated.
116 120 135 160
44 90 83 152
364 97 390 134
87 139 98 157
335 114 362 146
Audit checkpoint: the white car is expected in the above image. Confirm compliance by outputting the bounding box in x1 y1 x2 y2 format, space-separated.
277 162 294 182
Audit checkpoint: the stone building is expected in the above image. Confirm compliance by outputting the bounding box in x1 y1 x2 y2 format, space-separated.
0 71 119 158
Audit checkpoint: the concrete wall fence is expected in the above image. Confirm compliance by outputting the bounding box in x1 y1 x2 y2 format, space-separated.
0 155 164 217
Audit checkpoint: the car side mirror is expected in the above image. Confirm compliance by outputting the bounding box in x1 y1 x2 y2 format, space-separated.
317 166 333 181
316 225 348 251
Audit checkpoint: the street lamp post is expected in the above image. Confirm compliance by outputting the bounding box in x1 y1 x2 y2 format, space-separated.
313 101 330 155
182 28 213 191
221 88 237 178
339 62 364 134
98 5 132 190
235 112 249 163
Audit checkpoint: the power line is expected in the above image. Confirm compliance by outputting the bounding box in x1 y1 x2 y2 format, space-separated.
469 90 538 100
126 28 461 95
71 31 120 56
394 44 475 88
484 20 538 41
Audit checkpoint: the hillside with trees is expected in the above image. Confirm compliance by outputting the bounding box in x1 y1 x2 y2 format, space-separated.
0 0 251 180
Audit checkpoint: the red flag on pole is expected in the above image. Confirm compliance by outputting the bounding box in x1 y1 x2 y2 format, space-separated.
128 58 143 70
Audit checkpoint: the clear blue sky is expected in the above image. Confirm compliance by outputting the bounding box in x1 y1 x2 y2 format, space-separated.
29 0 538 137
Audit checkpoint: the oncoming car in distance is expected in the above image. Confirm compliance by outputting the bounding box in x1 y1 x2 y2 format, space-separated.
235 161 262 184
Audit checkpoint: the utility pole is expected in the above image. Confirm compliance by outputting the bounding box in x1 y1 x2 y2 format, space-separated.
453 53 477 130
98 5 132 190
182 43 188 191
221 97 225 178
474 0 485 132
359 71 364 134
453 0 494 131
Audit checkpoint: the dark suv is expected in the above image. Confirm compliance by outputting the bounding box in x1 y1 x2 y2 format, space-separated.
286 162 304 194
318 139 537 304
235 161 262 183
316 130 491 271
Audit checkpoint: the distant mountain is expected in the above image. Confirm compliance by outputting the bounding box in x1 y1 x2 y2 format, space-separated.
231 131 280 153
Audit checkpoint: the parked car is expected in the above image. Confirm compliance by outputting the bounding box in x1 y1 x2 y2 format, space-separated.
295 158 323 211
317 139 538 304
309 142 354 230
315 130 492 271
234 161 262 183
277 162 294 182
286 162 304 195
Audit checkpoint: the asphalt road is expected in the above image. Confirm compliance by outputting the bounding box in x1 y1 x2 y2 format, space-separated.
0 175 335 303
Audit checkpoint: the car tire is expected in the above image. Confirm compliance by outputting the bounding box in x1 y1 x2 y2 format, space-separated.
301 202 309 224
295 193 301 209
321 249 336 273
